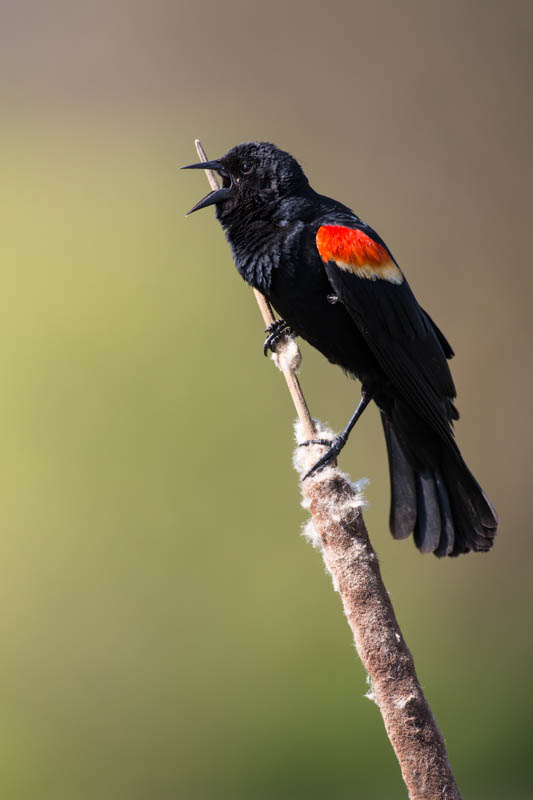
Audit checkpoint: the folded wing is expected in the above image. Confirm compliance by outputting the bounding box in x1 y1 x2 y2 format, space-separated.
316 223 457 445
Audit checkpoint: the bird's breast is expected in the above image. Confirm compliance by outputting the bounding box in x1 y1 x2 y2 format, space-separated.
226 219 284 295
267 239 373 377
227 217 375 380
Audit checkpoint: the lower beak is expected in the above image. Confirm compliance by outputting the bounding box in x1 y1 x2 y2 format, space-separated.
181 159 231 215
186 186 231 214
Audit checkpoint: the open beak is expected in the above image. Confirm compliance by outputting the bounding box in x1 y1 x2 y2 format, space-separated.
182 160 231 215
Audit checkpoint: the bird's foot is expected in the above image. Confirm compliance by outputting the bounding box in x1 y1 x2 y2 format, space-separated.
263 319 293 356
299 434 348 480
298 438 332 449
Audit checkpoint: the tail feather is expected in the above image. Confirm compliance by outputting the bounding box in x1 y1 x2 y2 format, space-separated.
413 471 441 554
382 416 416 539
445 458 498 555
381 414 498 557
433 472 455 557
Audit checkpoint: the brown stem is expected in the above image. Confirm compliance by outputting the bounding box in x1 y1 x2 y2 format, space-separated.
295 428 462 799
192 139 462 800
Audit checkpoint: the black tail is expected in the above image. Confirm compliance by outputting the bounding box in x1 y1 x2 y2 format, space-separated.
381 414 498 557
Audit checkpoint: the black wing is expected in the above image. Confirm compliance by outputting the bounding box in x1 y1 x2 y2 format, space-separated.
316 222 457 444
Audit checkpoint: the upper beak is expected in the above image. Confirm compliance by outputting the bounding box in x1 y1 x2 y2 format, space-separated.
182 160 231 215
181 159 224 172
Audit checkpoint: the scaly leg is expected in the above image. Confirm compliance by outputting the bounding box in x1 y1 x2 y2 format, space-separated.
301 391 373 480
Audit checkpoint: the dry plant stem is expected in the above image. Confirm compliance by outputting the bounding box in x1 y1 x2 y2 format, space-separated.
192 139 461 799
295 433 463 800
194 139 315 441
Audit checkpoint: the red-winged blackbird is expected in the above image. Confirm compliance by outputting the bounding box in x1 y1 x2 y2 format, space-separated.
183 142 498 557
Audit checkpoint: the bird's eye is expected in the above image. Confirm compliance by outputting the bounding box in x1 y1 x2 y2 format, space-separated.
240 161 253 175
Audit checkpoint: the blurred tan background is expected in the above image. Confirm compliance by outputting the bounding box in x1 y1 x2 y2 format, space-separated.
0 0 532 797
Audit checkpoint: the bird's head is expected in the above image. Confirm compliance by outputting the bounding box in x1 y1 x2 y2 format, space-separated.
183 142 309 223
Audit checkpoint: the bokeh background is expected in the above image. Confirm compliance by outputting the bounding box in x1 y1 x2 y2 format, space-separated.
1 1 532 797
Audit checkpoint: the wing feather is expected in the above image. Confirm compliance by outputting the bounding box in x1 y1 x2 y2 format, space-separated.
316 224 457 444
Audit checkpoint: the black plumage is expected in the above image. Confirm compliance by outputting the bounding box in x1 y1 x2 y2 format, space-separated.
183 141 498 557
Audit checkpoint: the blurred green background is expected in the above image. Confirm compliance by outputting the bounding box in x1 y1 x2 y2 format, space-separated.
1 1 532 797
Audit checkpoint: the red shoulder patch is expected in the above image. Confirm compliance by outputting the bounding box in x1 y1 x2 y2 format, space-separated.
316 225 403 284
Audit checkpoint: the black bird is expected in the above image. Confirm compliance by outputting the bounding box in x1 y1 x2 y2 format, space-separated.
183 142 498 557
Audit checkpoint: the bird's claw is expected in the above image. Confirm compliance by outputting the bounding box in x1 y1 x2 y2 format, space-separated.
300 435 347 480
263 319 293 356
